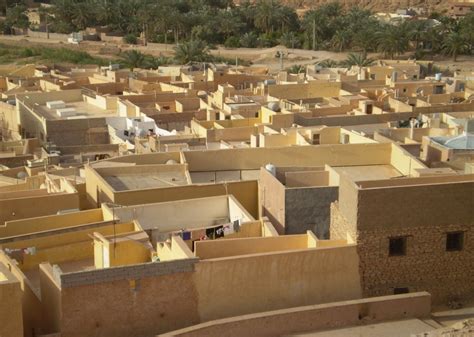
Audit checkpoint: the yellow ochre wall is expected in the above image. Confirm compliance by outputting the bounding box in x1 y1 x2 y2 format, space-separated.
193 244 362 321
0 265 23 337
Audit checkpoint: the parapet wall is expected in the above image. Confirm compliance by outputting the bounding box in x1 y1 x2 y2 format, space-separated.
60 258 198 288
160 292 431 337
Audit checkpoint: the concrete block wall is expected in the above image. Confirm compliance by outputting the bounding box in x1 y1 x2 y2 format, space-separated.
60 258 198 288
285 187 338 238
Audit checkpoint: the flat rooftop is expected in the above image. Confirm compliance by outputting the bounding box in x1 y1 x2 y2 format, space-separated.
103 170 189 191
35 100 116 120
334 165 403 181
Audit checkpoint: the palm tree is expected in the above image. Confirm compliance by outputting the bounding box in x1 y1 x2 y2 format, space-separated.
287 64 305 74
443 31 468 62
279 32 300 49
240 32 258 48
353 27 377 54
341 53 376 68
331 30 351 52
376 24 410 59
120 50 146 71
408 20 429 51
318 59 339 68
254 0 281 34
174 40 209 64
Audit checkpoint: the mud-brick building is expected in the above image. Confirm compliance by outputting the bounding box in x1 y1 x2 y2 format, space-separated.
330 174 474 304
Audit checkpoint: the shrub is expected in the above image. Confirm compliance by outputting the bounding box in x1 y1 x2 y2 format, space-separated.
224 36 240 48
123 34 138 45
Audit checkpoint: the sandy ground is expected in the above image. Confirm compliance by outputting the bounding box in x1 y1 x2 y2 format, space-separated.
1 34 473 73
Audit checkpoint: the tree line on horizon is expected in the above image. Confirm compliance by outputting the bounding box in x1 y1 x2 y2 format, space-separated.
1 0 473 62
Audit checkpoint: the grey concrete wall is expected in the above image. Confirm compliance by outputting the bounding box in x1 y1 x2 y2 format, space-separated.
285 186 338 238
60 258 198 288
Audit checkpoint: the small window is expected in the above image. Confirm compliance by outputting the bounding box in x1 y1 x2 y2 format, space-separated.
389 237 407 256
312 134 320 145
403 88 407 93
394 287 409 295
446 232 464 251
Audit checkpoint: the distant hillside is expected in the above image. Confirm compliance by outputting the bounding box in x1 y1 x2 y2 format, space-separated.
236 0 450 13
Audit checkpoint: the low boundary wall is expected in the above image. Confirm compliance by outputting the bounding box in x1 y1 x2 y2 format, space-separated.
160 292 431 337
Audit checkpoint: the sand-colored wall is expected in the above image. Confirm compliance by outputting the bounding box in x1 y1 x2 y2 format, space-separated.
390 143 427 176
106 195 230 230
0 192 80 227
193 244 362 321
183 143 391 172
0 209 103 238
268 82 341 100
0 251 43 337
0 265 23 337
39 263 61 334
259 168 286 234
104 181 259 219
194 235 308 259
161 292 431 337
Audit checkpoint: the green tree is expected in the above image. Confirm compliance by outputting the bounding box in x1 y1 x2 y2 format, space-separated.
318 59 339 68
376 24 410 59
240 32 258 48
120 50 146 71
174 39 209 63
254 0 282 34
279 32 300 49
341 53 376 68
331 30 351 52
5 4 29 30
442 31 468 61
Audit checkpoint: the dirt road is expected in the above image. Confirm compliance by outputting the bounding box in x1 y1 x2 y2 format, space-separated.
1 34 473 73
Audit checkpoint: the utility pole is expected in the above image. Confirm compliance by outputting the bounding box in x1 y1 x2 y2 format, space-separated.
312 19 316 51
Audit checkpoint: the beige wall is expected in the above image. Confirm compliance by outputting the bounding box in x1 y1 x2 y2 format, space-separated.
0 265 23 337
0 192 80 227
193 244 362 321
268 82 341 100
162 292 431 337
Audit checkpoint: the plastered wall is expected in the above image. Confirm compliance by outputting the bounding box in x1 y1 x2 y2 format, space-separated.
193 244 362 321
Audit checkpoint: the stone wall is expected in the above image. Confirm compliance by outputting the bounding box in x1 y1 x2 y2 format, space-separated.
285 186 338 238
330 178 474 304
357 223 474 304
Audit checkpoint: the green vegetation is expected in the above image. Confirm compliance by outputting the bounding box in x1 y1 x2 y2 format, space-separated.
1 1 473 61
0 43 108 65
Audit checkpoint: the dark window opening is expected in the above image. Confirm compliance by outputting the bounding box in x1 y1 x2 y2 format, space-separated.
394 287 409 295
389 237 407 256
312 134 320 145
366 104 373 115
446 232 464 251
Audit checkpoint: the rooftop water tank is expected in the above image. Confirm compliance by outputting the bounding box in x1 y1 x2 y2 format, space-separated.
265 163 276 176
267 102 280 112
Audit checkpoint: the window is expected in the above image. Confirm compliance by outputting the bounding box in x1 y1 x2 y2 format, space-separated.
394 287 409 295
389 237 407 256
312 134 320 145
446 232 464 251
